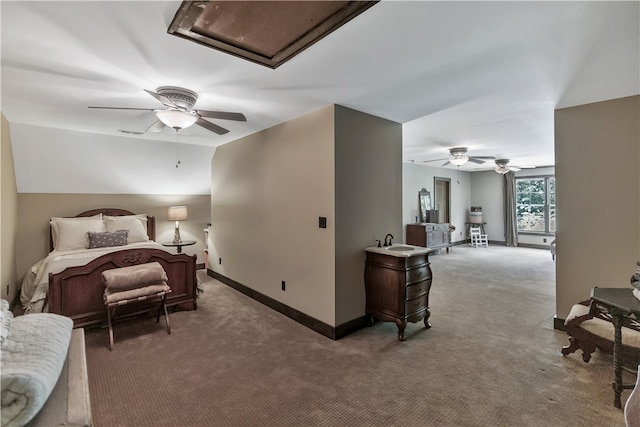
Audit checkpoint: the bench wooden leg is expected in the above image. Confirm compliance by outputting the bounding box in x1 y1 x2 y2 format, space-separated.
156 295 171 335
107 305 115 351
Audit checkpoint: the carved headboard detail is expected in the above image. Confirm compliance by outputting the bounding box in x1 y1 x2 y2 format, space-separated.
49 208 156 252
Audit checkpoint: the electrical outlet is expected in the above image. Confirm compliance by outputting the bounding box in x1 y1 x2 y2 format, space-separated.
219 257 222 265
543 238 547 243
459 231 462 236
5 284 9 296
281 281 286 291
319 216 327 228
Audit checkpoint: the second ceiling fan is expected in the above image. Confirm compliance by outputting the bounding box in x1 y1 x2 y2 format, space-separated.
424 147 495 167
89 86 246 135
494 159 535 174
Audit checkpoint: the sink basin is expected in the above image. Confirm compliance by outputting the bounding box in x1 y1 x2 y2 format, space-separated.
386 246 415 252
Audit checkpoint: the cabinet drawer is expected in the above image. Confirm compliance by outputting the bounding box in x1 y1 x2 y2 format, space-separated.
406 280 430 300
405 295 428 316
406 266 429 284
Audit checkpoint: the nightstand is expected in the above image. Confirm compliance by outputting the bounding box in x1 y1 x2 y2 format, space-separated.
162 240 196 253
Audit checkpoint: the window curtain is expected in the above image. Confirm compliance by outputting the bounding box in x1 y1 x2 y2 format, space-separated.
504 172 518 247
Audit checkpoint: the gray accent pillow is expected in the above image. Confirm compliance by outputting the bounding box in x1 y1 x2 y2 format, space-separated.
87 230 129 249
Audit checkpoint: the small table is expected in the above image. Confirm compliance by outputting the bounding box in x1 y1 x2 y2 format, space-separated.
590 287 640 408
162 240 196 253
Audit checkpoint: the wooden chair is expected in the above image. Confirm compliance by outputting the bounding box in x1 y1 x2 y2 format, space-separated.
469 226 488 247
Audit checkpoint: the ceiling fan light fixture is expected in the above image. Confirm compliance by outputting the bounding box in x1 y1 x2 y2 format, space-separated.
494 166 510 174
155 109 198 130
449 156 469 166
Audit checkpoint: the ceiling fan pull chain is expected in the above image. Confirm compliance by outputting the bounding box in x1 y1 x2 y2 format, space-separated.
175 134 182 169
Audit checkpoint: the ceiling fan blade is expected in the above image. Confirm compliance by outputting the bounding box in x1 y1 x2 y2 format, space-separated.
196 110 247 122
468 158 487 164
144 89 179 109
509 166 522 172
195 118 229 135
471 156 496 160
441 161 451 166
422 157 449 163
88 106 156 111
145 120 166 133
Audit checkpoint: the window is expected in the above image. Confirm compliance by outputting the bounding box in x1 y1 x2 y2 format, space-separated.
516 176 555 233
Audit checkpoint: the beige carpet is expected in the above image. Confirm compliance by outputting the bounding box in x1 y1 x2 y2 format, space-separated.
83 245 634 426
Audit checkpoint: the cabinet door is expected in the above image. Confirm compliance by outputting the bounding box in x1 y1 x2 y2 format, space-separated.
426 231 434 246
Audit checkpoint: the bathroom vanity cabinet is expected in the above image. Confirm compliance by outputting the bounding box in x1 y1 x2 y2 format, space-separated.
364 244 434 341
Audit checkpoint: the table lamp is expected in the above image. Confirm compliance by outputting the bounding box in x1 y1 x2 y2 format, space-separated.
168 205 188 243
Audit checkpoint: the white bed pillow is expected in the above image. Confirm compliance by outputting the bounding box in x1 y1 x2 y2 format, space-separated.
50 214 103 250
104 215 149 243
54 218 106 251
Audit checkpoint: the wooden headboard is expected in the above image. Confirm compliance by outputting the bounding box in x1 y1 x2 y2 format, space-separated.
49 208 156 252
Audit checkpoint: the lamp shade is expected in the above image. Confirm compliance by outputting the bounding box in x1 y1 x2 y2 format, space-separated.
168 206 188 221
449 156 469 166
156 110 198 130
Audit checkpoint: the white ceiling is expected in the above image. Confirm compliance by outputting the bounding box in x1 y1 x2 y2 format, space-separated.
2 1 639 186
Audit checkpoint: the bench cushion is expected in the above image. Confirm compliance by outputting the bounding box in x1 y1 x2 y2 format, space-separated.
566 303 640 349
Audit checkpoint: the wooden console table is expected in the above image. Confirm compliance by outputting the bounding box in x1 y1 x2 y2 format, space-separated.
590 287 640 408
406 223 451 253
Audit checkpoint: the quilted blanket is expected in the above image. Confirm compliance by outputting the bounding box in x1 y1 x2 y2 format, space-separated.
1 313 72 427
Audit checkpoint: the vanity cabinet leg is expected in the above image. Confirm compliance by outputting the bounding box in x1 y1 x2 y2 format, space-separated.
397 320 407 341
424 309 432 329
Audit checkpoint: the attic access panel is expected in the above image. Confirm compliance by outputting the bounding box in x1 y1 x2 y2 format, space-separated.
167 1 378 69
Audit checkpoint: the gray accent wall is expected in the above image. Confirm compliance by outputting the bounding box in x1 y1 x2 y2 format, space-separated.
555 95 640 319
334 105 402 325
470 171 504 243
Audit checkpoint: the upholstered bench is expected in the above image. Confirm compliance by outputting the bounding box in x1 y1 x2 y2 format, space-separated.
1 298 91 427
561 300 640 368
101 262 172 350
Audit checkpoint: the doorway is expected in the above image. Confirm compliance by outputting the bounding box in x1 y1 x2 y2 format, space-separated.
434 177 451 223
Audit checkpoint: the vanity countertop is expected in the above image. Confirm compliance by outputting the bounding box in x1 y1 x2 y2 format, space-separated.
364 243 434 258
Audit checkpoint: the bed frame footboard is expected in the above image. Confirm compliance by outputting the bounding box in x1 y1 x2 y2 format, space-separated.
48 248 197 328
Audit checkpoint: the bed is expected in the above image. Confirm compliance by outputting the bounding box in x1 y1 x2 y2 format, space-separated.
20 208 197 328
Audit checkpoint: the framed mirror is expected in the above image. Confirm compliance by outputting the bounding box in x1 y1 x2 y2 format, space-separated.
419 188 431 223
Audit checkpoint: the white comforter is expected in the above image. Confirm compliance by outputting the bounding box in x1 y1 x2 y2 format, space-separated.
1 313 73 427
21 241 169 314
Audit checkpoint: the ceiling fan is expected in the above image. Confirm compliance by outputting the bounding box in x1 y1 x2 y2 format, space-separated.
89 86 246 135
423 147 495 167
494 159 535 174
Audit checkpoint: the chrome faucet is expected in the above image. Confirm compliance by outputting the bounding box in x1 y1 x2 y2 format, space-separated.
383 233 394 247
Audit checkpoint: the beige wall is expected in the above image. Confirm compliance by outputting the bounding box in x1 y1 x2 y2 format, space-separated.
334 105 403 324
1 113 19 303
555 95 640 318
16 194 210 282
210 105 403 326
210 106 336 324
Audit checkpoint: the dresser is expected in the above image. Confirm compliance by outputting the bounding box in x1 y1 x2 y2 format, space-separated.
406 223 451 251
364 244 434 341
